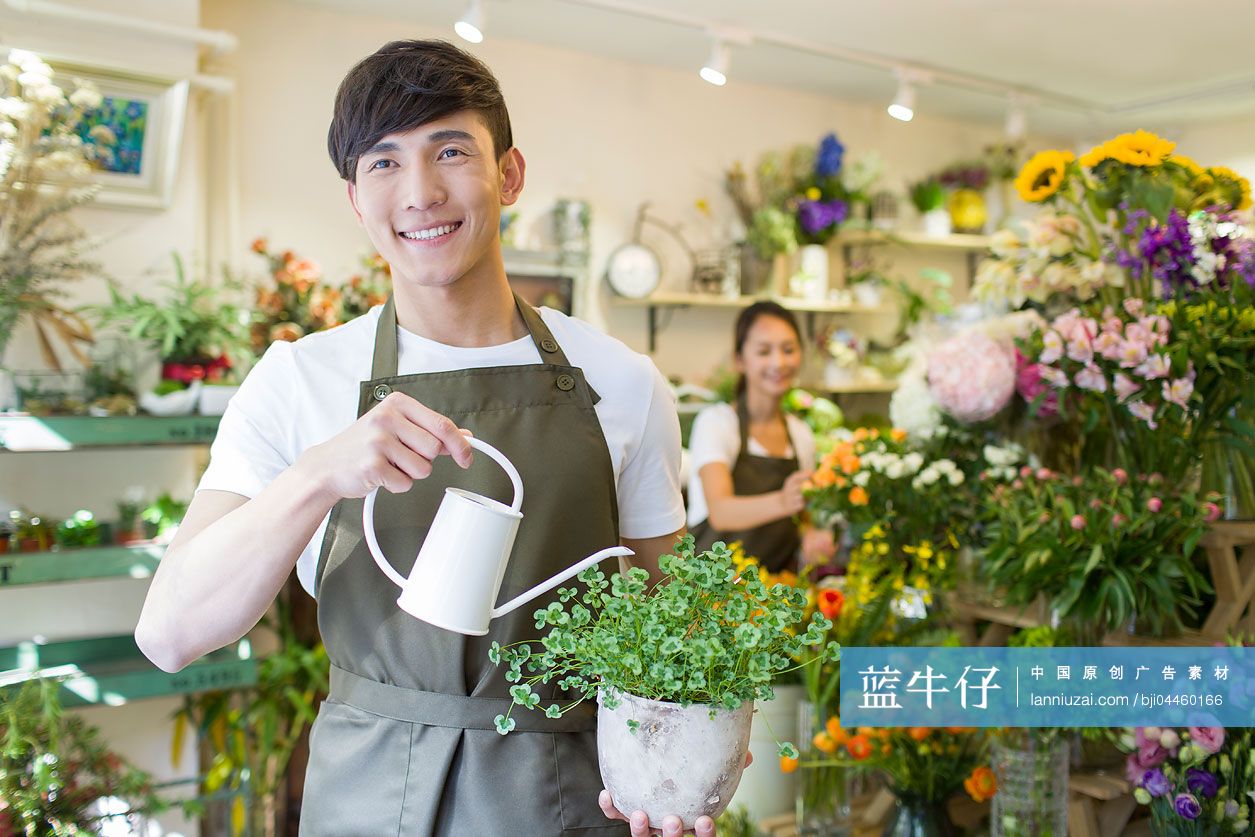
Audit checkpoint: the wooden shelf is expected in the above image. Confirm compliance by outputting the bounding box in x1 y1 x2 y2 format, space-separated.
0 414 221 451
802 377 900 395
0 543 164 587
612 291 891 314
837 228 994 252
0 634 257 707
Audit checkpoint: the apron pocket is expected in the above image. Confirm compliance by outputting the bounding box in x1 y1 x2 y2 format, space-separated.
300 701 412 836
553 729 623 832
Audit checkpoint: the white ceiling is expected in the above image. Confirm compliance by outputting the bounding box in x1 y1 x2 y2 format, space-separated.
293 0 1255 138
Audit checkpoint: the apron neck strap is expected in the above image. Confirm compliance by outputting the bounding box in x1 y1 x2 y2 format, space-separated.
371 293 574 380
735 393 799 462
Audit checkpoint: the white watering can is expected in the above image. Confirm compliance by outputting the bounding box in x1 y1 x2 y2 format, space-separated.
362 437 634 635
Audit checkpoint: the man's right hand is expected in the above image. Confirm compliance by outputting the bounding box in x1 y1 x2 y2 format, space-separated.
296 391 474 501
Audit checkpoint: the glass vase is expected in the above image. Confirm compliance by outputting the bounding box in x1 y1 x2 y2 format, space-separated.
883 790 956 837
795 699 853 837
991 736 1069 837
1200 438 1255 521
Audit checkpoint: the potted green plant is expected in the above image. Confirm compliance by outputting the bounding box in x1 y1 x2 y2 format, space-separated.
54 508 103 549
114 497 147 545
909 178 950 237
0 677 165 833
85 253 252 416
491 536 840 828
141 492 188 543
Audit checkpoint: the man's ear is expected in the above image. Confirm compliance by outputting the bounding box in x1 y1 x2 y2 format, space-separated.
346 180 364 225
499 147 526 207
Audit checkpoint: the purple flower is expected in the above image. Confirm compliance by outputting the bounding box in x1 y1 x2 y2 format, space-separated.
1186 768 1219 799
1139 210 1195 295
1141 768 1171 798
798 199 848 235
1174 793 1202 820
815 132 844 177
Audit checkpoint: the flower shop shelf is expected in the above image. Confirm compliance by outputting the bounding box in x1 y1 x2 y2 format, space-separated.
0 543 164 587
836 229 993 252
0 414 221 451
800 377 900 395
614 292 892 352
0 634 257 707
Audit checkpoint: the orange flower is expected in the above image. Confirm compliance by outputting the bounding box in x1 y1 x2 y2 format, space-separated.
366 292 389 307
812 731 838 754
825 717 848 747
779 755 799 773
848 486 869 506
908 727 931 741
810 468 837 489
845 734 873 760
964 766 997 803
269 322 305 343
851 428 869 443
817 588 844 620
890 428 907 442
838 454 861 475
250 236 268 254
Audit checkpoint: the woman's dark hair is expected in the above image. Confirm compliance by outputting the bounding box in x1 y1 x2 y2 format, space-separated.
327 39 513 182
733 301 803 396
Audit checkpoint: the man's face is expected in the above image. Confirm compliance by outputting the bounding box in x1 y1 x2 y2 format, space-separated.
347 111 523 291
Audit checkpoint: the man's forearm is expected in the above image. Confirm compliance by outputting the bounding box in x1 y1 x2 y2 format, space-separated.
136 461 338 672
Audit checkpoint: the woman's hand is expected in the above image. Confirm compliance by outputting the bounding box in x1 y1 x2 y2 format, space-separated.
779 469 812 517
598 752 754 836
801 526 837 566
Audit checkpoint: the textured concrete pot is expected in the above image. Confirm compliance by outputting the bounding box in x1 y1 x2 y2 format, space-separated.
598 688 753 829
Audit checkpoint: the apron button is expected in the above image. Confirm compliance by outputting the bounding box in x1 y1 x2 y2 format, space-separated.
540 338 558 353
555 374 575 392
373 384 392 401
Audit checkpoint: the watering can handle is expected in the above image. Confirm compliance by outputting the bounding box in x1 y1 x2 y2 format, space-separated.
362 436 526 589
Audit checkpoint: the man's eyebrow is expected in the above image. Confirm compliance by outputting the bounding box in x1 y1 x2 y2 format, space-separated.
427 129 477 145
361 140 399 158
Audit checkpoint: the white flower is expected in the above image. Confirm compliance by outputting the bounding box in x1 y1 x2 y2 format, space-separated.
853 470 871 487
885 461 905 480
0 121 15 140
903 452 924 473
947 470 964 486
8 49 41 69
0 97 31 121
29 83 64 107
69 85 102 111
17 68 52 89
989 228 1021 259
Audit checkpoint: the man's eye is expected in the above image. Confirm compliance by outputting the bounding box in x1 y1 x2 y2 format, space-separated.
369 159 394 170
439 148 464 159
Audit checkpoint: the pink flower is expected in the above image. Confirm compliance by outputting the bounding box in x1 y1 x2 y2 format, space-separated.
1094 331 1124 360
1039 330 1064 364
927 332 1017 423
1039 511 1051 523
1137 741 1168 769
1189 727 1225 755
1147 497 1163 513
1089 498 1103 510
1113 513 1127 526
1204 502 1221 523
1071 514 1086 530
1072 475 1084 487
1112 468 1129 485
1135 354 1171 380
1102 314 1123 334
1119 341 1150 369
1020 466 1034 478
1123 297 1146 317
1125 322 1153 347
1053 309 1098 344
1114 373 1141 402
1067 338 1094 364
1128 401 1158 429
1074 364 1108 392
1039 366 1070 388
1014 350 1059 418
1036 467 1053 481
1163 377 1194 408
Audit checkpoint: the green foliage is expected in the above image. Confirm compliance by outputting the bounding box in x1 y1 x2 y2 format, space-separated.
908 180 946 213
53 509 101 549
491 537 838 744
85 253 252 363
141 493 187 540
746 206 798 259
979 466 1212 638
0 678 165 835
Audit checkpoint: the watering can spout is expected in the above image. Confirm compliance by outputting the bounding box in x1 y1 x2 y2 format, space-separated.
491 546 635 619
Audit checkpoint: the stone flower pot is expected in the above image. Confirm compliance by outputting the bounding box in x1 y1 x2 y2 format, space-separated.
597 688 753 829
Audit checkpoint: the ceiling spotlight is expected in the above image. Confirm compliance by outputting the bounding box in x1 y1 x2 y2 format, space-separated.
700 39 729 86
1005 95 1028 138
454 0 485 44
887 74 916 122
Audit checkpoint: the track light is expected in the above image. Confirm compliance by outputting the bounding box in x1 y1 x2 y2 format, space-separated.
454 0 485 44
887 73 916 122
700 38 729 86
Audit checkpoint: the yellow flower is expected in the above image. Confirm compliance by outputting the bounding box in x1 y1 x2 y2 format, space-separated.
1170 154 1204 178
1210 165 1253 210
1110 130 1176 166
1015 150 1074 202
805 186 822 201
695 198 711 216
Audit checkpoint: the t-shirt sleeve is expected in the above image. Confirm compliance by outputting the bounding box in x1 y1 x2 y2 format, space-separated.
616 361 686 539
197 341 297 498
687 403 740 476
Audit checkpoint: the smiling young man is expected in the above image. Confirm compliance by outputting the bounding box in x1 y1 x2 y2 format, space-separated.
134 40 703 837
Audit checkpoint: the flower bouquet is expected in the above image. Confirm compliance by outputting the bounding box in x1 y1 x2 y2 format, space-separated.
1123 725 1252 836
490 536 839 827
978 465 1215 640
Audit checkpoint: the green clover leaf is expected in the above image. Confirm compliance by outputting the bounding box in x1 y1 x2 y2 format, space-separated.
494 714 516 735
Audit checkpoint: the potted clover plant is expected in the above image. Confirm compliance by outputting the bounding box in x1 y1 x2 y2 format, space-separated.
490 536 840 829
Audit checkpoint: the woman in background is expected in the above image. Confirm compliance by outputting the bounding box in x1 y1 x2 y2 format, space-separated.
687 301 836 572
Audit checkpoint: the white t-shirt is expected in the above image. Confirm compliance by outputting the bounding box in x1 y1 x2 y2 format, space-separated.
197 305 685 595
686 402 816 528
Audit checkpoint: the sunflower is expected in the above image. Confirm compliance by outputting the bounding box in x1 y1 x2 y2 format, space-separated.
1106 130 1176 167
1014 150 1074 202
1169 154 1204 178
1209 165 1253 210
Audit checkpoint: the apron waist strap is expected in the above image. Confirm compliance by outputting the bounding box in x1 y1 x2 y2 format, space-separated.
328 665 597 733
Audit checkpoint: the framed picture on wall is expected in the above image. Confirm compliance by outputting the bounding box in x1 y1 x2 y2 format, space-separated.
50 60 189 210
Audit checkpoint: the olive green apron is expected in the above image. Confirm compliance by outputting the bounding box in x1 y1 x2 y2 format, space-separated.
300 296 629 836
690 395 801 573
